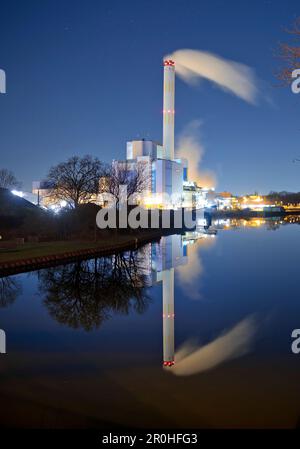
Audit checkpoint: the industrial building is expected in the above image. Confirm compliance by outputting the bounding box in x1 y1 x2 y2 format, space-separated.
144 231 215 367
32 59 213 210
113 60 187 209
115 59 215 210
122 138 186 209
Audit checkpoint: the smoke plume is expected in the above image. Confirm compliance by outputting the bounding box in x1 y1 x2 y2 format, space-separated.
176 120 216 188
166 316 256 377
165 49 258 104
176 234 216 299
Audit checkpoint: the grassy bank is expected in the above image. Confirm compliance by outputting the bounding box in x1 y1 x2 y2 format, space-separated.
0 234 155 264
0 230 172 276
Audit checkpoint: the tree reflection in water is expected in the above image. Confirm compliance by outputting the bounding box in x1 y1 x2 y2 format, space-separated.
38 250 151 331
0 276 22 308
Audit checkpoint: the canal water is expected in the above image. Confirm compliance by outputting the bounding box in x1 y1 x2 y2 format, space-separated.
0 216 300 428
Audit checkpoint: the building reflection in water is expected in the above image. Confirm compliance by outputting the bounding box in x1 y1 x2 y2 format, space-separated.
35 228 215 366
211 215 300 230
149 231 215 368
151 235 187 367
149 226 256 373
35 216 291 368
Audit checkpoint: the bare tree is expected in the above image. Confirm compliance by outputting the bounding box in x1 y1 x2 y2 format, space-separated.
276 17 300 85
46 155 105 208
0 169 21 190
0 276 21 308
101 160 150 207
38 252 150 331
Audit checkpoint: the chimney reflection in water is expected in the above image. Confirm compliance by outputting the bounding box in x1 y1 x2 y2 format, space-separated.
153 231 211 368
162 268 175 367
152 234 188 368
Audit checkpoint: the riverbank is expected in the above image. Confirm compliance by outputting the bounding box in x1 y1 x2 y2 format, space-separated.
0 230 166 276
2 208 300 276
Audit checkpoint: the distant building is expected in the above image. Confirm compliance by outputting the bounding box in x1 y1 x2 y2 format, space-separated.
32 180 55 207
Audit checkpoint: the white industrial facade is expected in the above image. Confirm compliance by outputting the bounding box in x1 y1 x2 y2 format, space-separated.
126 140 163 160
124 139 185 209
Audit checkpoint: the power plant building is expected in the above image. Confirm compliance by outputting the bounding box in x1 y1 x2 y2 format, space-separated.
119 60 188 209
32 59 212 210
116 59 211 209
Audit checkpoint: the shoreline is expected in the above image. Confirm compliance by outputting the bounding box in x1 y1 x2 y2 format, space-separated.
1 209 300 276
205 209 300 218
0 230 168 277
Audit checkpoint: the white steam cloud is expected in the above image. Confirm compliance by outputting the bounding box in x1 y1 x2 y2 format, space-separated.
165 49 258 104
176 120 216 188
166 316 256 377
176 234 216 299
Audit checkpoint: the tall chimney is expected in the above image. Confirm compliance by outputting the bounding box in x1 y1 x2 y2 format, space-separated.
163 60 175 160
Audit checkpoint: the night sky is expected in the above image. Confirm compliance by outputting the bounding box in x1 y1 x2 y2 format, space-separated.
0 0 299 194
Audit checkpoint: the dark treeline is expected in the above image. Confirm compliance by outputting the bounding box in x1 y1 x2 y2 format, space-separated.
0 196 102 241
0 152 151 240
266 191 300 205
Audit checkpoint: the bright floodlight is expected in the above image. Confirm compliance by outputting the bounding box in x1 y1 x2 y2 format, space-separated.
11 190 24 198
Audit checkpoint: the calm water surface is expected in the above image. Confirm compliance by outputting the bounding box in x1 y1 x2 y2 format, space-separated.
1 216 300 428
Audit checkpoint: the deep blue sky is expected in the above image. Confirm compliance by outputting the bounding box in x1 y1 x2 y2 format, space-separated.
0 0 299 194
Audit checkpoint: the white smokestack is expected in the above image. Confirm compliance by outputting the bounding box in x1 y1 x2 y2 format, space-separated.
163 60 175 160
